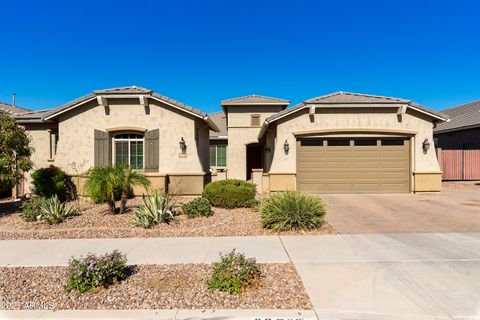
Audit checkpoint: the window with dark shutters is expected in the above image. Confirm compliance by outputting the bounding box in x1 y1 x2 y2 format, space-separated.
144 129 159 172
94 129 111 166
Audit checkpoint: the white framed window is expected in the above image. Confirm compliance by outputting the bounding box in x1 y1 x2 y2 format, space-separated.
112 133 144 170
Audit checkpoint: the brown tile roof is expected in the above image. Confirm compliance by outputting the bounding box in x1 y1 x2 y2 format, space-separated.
0 102 31 115
32 86 218 131
434 100 480 133
305 91 408 104
209 111 227 139
266 92 448 123
221 94 290 106
93 86 153 94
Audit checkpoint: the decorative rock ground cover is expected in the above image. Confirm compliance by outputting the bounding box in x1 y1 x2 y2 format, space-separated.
0 263 311 310
0 198 337 240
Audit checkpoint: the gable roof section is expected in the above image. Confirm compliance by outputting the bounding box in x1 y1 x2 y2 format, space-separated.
209 111 227 139
37 86 219 131
265 92 448 123
221 94 290 106
434 100 480 134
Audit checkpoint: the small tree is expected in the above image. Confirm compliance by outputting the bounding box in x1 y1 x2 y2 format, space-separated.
84 165 150 214
114 165 150 214
0 114 33 192
84 166 118 213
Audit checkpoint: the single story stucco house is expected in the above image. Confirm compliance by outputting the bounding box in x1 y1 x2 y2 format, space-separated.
14 87 448 195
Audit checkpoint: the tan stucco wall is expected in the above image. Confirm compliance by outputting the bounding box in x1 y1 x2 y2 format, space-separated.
413 172 442 192
52 98 207 175
168 174 204 195
23 123 57 193
266 106 442 192
226 105 283 180
23 97 209 195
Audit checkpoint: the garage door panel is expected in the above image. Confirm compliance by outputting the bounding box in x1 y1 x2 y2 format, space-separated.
297 138 410 193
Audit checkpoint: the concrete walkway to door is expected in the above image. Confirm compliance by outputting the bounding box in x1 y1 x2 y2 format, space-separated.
322 188 480 234
2 233 480 319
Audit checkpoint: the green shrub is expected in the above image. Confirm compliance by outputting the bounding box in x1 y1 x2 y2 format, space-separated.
65 250 128 293
259 191 326 231
37 195 78 224
209 249 263 294
21 197 44 222
203 179 256 208
132 191 175 228
84 165 149 214
31 166 68 201
182 197 213 218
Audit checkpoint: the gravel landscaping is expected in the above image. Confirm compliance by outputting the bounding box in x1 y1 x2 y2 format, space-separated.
0 263 312 310
0 197 337 239
443 181 480 191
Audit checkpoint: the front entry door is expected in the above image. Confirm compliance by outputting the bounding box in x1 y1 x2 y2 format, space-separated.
246 144 263 180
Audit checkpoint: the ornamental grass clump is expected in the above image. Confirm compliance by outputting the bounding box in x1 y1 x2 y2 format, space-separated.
260 191 326 231
65 250 128 293
182 197 213 218
209 249 263 294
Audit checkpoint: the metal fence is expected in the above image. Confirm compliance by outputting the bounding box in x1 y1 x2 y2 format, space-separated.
437 149 480 180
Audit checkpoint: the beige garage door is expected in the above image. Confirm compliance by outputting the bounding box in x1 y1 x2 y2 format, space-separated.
297 138 410 193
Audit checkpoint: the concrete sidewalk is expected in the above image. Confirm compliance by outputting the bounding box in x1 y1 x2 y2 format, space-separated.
2 233 480 319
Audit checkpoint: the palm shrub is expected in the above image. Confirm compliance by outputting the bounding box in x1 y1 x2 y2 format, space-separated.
65 250 128 293
113 165 150 214
209 249 263 294
259 191 326 231
133 191 175 228
203 179 256 208
37 195 78 224
84 166 118 213
182 197 213 218
31 166 68 201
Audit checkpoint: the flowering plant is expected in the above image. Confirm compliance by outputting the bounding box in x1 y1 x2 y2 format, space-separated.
208 249 263 294
65 250 128 293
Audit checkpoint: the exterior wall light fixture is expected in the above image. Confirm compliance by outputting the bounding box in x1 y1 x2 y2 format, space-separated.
284 139 289 155
422 138 430 154
179 137 186 154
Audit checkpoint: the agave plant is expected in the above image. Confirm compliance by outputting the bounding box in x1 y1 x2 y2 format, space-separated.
38 195 78 224
132 191 175 228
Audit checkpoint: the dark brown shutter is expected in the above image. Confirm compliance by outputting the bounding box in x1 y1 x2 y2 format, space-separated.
94 129 111 167
144 129 159 172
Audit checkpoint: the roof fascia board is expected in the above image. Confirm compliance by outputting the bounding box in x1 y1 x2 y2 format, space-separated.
43 96 97 120
407 105 449 121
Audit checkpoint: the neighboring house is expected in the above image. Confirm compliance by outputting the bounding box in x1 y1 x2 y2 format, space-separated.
434 100 480 150
0 101 31 116
211 92 448 193
14 86 219 195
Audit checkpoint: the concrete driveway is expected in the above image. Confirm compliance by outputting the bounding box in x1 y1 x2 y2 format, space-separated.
322 188 480 234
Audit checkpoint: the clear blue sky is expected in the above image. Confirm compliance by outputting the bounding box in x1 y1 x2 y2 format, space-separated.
1 0 479 113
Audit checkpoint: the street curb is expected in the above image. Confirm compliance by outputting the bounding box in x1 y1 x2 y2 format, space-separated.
0 309 318 320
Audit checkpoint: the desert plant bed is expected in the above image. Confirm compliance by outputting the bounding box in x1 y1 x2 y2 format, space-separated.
0 197 337 240
0 263 311 310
